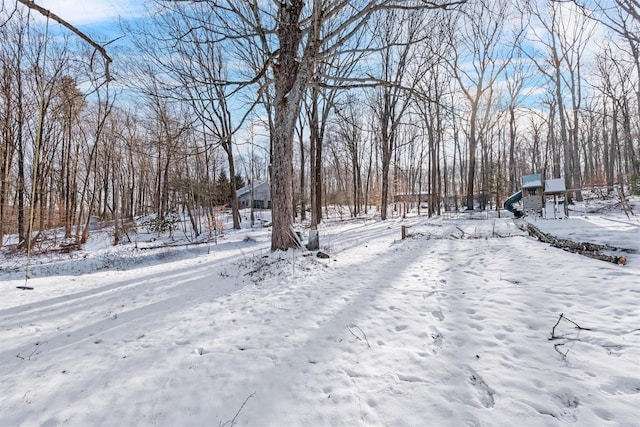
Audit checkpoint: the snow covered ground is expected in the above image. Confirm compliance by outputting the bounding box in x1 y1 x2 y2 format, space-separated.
1 203 639 426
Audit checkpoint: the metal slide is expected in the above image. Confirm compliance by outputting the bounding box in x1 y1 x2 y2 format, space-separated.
504 191 524 218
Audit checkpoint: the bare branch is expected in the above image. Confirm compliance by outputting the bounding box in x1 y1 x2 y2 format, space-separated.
16 0 112 81
347 323 371 348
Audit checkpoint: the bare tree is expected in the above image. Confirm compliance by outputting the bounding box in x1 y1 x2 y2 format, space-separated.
0 11 26 246
593 45 637 188
1 7 35 246
332 94 367 217
616 0 640 22
503 52 529 194
305 37 367 231
0 0 115 251
133 4 248 228
52 76 85 238
526 0 597 201
447 0 521 209
15 0 113 81
413 16 455 217
75 83 115 244
151 0 464 250
569 1 640 181
370 6 432 220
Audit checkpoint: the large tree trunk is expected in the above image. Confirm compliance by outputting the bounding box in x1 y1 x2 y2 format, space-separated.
270 0 309 251
271 98 297 250
310 83 321 229
313 126 323 225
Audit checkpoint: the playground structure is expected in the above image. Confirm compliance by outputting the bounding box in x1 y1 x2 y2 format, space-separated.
504 174 568 219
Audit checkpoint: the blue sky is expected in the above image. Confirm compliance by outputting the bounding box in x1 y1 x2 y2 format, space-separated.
38 0 145 25
30 0 627 119
37 0 147 42
32 0 151 97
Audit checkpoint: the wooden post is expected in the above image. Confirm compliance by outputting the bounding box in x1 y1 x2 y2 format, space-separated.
307 229 319 250
401 225 407 240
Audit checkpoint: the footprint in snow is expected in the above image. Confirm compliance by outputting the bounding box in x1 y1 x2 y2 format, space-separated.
431 308 445 321
465 366 495 408
461 413 482 427
193 347 207 356
551 389 580 423
430 326 443 354
600 376 640 396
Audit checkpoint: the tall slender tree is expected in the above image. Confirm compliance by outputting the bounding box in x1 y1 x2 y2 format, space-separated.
447 0 521 209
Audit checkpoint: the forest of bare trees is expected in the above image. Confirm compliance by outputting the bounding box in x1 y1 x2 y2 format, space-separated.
1 0 639 251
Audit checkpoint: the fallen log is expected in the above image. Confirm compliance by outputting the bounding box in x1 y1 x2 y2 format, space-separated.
521 222 631 265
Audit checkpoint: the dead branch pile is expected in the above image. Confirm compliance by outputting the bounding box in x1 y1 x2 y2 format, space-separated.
521 222 633 265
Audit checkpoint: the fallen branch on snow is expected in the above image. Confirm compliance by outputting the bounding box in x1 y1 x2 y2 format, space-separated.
549 313 592 360
16 341 47 361
347 324 371 348
549 313 591 341
548 313 639 360
219 392 255 427
520 222 633 265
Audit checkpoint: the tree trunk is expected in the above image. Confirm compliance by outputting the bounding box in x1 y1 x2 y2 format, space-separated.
270 0 309 251
508 106 517 193
380 135 392 220
466 113 478 210
225 144 241 229
298 121 306 222
271 101 297 250
310 84 321 229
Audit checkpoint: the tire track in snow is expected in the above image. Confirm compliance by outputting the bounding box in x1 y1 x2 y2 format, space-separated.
0 247 266 369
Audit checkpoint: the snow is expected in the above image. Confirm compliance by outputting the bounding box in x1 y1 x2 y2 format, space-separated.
545 178 566 194
522 174 543 189
1 203 639 426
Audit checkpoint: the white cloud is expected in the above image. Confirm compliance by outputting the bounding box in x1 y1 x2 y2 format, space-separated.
37 0 147 25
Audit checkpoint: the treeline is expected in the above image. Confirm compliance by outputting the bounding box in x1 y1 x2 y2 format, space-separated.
1 1 639 249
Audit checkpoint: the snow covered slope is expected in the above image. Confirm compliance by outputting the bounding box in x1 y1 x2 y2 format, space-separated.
1 214 638 426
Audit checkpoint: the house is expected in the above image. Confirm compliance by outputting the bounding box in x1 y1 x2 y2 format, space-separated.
237 182 271 209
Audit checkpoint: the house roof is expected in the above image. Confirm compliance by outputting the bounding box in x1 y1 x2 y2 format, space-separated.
236 182 270 197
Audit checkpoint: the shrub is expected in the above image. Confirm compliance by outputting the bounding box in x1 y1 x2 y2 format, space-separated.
140 212 180 234
629 173 640 196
